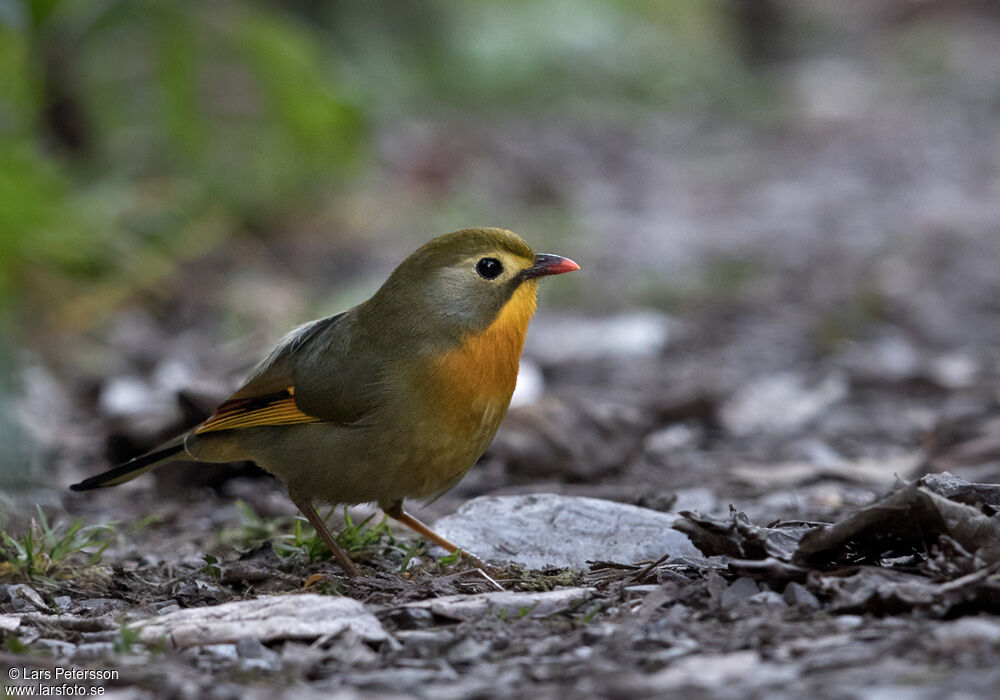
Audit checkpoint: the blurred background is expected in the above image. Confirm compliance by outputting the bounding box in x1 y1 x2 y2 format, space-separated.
3 0 1000 523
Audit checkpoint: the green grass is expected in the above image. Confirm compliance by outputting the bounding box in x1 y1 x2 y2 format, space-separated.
230 501 397 563
229 500 294 549
275 509 396 563
437 549 463 569
232 501 466 571
0 507 115 584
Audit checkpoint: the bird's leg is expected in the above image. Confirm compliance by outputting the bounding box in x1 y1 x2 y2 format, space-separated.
290 497 360 577
382 500 487 569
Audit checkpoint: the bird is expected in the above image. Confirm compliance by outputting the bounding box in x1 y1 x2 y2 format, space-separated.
70 228 579 576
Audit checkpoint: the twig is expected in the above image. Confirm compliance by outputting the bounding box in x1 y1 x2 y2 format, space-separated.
626 554 670 585
474 568 505 592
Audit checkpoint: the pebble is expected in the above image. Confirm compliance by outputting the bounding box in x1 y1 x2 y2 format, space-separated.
403 588 597 623
200 644 240 662
446 637 491 666
2 584 47 613
721 577 760 608
834 615 865 631
236 637 276 660
721 372 847 436
381 606 435 630
150 599 180 613
749 591 787 608
75 598 131 616
395 630 455 652
783 582 821 610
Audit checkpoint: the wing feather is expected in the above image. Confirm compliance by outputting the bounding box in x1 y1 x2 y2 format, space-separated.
194 310 381 435
194 387 321 434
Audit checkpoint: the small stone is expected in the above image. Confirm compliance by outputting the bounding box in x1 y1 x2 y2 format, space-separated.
782 582 821 610
671 488 718 515
200 644 239 662
403 588 596 623
236 637 275 660
33 638 76 658
931 352 978 389
382 606 435 630
76 598 130 616
721 578 760 608
140 554 163 568
52 596 72 612
280 642 326 674
834 615 864 631
150 599 179 613
645 425 698 454
749 591 787 608
2 584 47 612
581 623 617 645
395 630 455 652
325 629 378 666
180 556 208 569
446 637 490 665
72 642 115 663
722 372 847 436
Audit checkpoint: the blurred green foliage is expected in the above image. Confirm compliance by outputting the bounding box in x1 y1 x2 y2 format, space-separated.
0 0 364 326
0 0 760 329
324 0 751 110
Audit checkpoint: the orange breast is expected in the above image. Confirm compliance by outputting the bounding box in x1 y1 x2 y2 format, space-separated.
401 281 538 495
430 281 538 413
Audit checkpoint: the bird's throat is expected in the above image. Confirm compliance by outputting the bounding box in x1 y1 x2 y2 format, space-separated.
424 280 537 415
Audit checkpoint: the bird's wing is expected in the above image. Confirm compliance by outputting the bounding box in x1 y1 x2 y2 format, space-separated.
195 312 381 435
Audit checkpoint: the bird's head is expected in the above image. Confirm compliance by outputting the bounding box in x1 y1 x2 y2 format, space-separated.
365 228 579 347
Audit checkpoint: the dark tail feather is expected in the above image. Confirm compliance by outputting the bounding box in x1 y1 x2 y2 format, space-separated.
70 442 185 492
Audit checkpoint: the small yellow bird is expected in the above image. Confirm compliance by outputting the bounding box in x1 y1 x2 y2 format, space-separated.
71 228 579 576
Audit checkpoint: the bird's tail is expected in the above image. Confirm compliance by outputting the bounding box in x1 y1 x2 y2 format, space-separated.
70 439 186 491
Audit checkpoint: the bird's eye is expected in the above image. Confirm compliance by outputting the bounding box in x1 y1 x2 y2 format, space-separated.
476 257 503 280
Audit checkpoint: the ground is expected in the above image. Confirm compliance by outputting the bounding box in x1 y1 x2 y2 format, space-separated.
5 22 1000 696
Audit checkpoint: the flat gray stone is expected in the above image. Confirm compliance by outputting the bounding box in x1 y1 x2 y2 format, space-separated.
400 588 597 622
132 594 387 649
434 494 701 569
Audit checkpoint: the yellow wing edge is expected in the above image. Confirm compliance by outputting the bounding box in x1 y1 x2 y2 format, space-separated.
195 386 322 435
